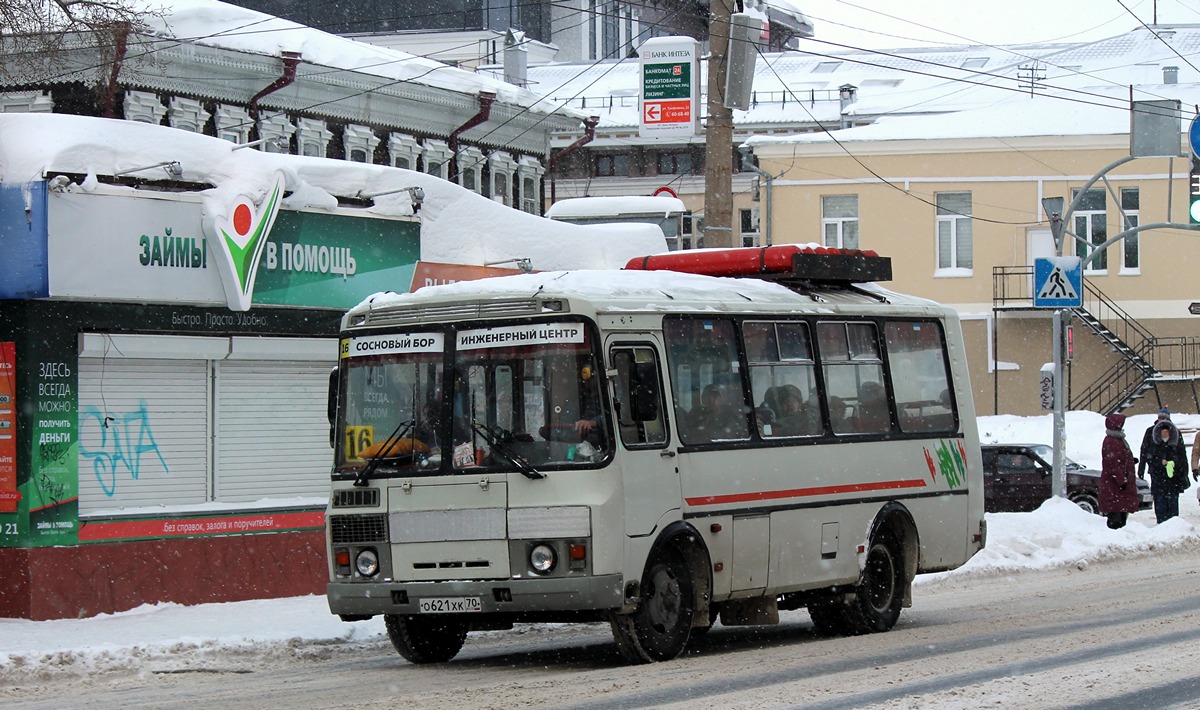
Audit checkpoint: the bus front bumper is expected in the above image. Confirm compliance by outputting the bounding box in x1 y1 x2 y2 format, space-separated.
327 573 625 617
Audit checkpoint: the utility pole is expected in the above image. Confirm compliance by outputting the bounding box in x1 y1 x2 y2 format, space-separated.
702 0 735 248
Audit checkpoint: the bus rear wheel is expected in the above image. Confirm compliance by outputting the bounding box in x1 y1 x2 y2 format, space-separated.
610 547 694 663
844 531 904 634
384 614 468 663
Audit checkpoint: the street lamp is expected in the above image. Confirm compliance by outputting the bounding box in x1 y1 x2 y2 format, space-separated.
357 186 425 213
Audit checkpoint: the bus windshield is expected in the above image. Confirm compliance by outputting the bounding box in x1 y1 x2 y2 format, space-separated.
334 322 613 477
451 321 611 471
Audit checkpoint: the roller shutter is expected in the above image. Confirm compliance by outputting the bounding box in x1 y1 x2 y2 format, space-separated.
214 361 333 502
78 358 211 513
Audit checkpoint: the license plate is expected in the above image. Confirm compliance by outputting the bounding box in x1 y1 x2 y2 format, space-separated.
419 597 482 613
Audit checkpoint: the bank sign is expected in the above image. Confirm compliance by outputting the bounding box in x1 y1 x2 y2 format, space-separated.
639 36 699 139
41 187 420 310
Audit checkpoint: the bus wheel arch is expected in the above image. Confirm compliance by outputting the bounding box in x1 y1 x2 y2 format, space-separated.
610 523 711 663
847 503 919 633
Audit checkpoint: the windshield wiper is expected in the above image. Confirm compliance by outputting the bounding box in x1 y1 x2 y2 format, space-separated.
354 419 414 487
471 422 544 480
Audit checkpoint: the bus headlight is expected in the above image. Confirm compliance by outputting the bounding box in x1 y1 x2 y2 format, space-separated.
529 544 556 574
355 548 380 577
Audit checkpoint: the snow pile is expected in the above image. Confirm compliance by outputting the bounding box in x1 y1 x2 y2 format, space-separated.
0 113 667 271
2 412 1199 677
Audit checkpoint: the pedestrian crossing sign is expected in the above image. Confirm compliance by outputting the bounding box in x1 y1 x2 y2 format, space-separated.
1033 256 1083 308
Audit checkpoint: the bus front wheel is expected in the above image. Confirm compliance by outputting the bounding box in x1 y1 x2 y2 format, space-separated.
610 546 694 663
384 614 468 663
845 530 905 634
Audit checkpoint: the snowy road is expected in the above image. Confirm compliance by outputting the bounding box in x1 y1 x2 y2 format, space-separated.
7 545 1200 709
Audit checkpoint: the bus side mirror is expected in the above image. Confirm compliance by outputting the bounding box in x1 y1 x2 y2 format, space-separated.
630 361 660 422
328 366 338 449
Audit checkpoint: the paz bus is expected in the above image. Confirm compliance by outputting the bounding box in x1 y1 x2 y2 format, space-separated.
324 245 985 664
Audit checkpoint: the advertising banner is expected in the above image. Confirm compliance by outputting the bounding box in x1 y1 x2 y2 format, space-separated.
47 190 421 311
0 343 17 515
639 36 700 139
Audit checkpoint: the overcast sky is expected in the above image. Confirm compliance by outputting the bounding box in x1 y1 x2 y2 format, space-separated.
795 0 1200 50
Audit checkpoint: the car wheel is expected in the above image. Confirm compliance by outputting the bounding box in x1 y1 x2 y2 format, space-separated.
384 614 468 663
1069 492 1100 516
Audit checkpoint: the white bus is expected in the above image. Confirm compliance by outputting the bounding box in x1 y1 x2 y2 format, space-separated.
325 245 985 664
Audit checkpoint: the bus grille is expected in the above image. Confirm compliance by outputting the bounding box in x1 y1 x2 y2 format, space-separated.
331 488 380 508
364 299 542 327
329 514 388 544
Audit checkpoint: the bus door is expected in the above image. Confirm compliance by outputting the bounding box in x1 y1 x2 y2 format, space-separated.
607 337 679 537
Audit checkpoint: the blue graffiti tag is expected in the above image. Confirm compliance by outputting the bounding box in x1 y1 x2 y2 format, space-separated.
79 402 170 496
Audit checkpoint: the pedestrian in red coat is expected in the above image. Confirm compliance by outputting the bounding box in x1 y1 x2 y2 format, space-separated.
1099 413 1139 529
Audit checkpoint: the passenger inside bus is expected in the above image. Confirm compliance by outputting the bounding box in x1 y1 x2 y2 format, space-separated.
763 384 818 437
856 381 890 433
685 384 744 442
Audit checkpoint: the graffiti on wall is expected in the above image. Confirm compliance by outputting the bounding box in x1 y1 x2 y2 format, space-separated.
79 402 169 496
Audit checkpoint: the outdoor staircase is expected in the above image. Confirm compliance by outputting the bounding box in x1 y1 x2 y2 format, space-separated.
993 266 1200 414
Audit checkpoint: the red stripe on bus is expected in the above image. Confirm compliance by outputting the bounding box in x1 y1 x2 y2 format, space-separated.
684 478 928 507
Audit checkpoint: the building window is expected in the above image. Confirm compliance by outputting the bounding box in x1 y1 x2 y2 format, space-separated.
680 214 694 251
296 117 331 158
489 150 517 205
167 97 209 133
422 139 452 179
594 153 629 177
389 133 419 170
814 61 842 73
822 195 858 249
592 0 639 60
740 208 759 247
344 124 379 164
517 155 544 214
215 104 252 143
258 111 295 153
0 90 53 113
1121 187 1139 273
458 146 485 194
123 90 166 125
1072 188 1107 272
657 150 692 175
936 192 973 271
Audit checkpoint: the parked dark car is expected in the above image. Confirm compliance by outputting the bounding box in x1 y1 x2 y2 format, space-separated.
981 444 1153 515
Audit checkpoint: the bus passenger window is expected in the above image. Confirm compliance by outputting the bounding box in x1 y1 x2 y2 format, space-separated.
745 321 819 439
884 321 956 433
664 317 749 445
817 321 886 436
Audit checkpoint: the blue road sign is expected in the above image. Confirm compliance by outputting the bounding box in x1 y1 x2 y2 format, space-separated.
1191 115 1200 157
1033 256 1083 308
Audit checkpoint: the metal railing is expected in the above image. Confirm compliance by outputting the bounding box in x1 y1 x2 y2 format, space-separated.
993 265 1200 413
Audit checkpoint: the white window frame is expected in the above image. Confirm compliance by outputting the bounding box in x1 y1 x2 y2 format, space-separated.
343 124 379 164
1072 188 1108 275
296 117 331 158
821 194 859 249
489 150 517 205
422 139 452 179
389 133 420 170
516 155 544 213
0 90 53 113
167 96 209 133
214 104 252 144
123 90 166 125
935 191 973 275
1119 187 1140 275
740 207 760 247
458 146 485 193
258 111 295 153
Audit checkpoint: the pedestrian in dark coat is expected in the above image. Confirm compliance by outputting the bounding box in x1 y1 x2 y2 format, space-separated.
1138 408 1172 479
1145 418 1190 524
1099 413 1138 529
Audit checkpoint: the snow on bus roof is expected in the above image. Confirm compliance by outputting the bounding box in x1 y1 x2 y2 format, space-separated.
544 195 687 219
351 267 942 316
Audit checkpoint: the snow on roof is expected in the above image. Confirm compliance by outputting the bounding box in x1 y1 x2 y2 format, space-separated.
350 265 939 318
0 113 665 271
545 195 687 219
136 0 576 117
523 25 1200 133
